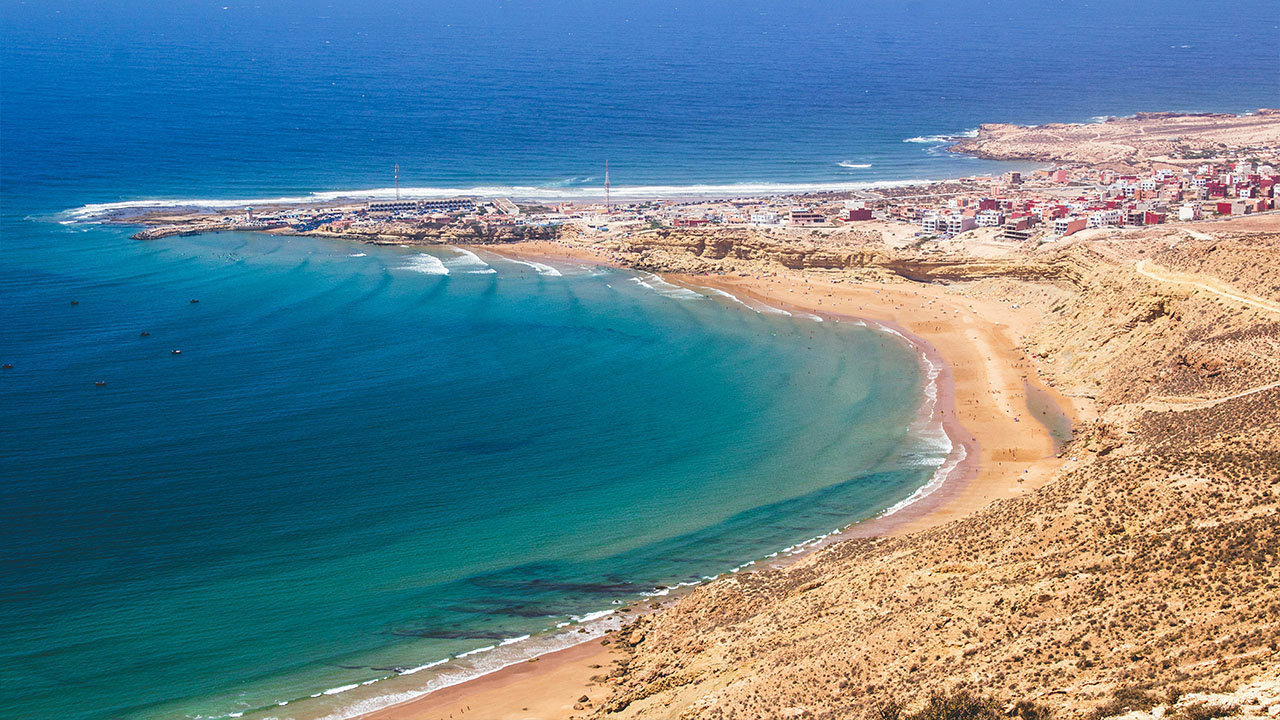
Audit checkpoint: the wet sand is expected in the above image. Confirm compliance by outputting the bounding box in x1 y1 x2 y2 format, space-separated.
359 640 622 720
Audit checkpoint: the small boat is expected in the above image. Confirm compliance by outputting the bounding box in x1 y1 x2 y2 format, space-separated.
2 364 13 369
95 381 107 387
140 332 150 337
171 349 182 355
70 300 79 305
189 299 200 304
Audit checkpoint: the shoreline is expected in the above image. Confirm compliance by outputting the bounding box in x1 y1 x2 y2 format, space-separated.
675 266 1076 537
65 175 988 223
341 241 1073 719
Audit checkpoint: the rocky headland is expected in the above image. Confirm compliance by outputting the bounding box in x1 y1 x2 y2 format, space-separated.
950 110 1280 168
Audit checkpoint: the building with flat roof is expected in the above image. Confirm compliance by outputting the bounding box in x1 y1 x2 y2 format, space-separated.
367 198 475 215
789 209 826 226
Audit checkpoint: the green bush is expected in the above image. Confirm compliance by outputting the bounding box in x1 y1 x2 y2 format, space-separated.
869 690 1051 720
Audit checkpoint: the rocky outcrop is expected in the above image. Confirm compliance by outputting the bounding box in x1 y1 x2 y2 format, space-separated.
592 227 1091 287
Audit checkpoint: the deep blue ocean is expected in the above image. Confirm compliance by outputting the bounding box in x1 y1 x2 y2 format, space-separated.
2 2 1277 719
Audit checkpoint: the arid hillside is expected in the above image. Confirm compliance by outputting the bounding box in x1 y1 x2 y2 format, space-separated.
573 222 1280 720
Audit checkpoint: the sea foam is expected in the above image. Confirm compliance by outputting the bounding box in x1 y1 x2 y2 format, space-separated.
444 247 496 274
397 254 450 275
902 128 978 144
631 272 705 300
504 258 563 277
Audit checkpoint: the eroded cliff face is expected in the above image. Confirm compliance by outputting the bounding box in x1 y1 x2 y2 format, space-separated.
585 227 1088 287
583 236 1280 720
601 228 893 275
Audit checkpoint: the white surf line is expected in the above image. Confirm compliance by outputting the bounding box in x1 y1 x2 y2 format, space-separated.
701 286 757 309
631 272 705 300
397 253 450 275
445 247 497 274
501 257 564 276
1136 259 1280 315
694 284 806 317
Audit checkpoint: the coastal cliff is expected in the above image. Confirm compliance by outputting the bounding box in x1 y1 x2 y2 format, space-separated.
564 223 1280 720
567 226 1090 287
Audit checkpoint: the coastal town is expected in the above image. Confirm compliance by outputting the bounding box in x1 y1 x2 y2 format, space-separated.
128 149 1279 248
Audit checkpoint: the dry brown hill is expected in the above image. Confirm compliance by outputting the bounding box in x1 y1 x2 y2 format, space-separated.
579 224 1280 720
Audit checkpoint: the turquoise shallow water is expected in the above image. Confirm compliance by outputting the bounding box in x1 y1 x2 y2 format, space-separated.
0 223 944 719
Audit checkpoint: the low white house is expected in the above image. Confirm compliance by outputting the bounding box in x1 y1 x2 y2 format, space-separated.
976 210 1004 227
1087 209 1124 228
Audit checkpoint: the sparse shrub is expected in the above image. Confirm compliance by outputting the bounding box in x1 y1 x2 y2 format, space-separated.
872 700 904 720
1087 686 1161 720
1175 704 1238 720
909 690 998 720
1009 699 1052 720
869 691 1048 720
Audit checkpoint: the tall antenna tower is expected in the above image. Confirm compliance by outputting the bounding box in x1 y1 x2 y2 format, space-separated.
604 159 610 213
395 163 400 201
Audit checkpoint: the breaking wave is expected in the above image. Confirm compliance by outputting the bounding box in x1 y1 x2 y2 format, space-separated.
444 247 497 274
503 258 563 276
396 254 450 275
902 128 978 144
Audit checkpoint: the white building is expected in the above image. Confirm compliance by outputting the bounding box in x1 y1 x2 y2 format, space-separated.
920 213 942 234
1178 203 1202 221
975 209 1004 227
1088 209 1124 228
749 212 779 225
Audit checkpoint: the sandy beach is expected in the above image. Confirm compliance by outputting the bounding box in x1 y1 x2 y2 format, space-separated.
358 641 624 720
681 270 1077 537
355 240 1079 720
